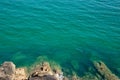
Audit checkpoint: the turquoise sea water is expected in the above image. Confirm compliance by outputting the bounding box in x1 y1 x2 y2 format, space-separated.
0 0 120 76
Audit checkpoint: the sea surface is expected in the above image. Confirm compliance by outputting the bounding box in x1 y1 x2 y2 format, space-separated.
0 0 120 77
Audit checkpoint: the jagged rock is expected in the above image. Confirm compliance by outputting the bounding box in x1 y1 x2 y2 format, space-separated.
31 62 53 77
53 68 61 75
0 61 15 80
28 61 65 80
14 68 27 80
93 61 119 80
2 61 16 75
0 67 5 76
28 62 57 80
0 61 27 80
53 68 64 80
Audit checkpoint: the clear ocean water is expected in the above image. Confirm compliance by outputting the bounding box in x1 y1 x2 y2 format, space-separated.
0 0 120 77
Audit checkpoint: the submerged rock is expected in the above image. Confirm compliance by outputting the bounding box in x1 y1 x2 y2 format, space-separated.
63 77 68 80
93 61 119 80
79 73 99 80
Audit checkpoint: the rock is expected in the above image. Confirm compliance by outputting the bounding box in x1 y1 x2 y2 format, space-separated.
0 60 119 80
28 61 65 80
0 61 28 80
93 61 119 80
72 76 78 80
2 61 16 75
0 67 5 77
0 76 12 80
14 68 27 80
0 61 15 80
53 68 64 80
63 77 68 80
28 74 57 80
31 62 53 77
59 72 64 80
53 69 62 79
28 62 57 80
54 72 64 80
80 72 99 80
54 73 59 79
53 68 62 75
41 62 52 75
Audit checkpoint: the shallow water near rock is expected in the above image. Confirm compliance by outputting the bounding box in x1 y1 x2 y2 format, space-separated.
0 0 120 77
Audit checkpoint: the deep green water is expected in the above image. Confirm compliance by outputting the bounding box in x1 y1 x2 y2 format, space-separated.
0 0 120 76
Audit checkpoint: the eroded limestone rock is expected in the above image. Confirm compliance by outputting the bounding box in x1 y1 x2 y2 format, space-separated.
0 61 15 80
2 62 16 75
0 61 27 80
30 62 53 77
28 62 57 80
28 61 65 80
14 68 27 80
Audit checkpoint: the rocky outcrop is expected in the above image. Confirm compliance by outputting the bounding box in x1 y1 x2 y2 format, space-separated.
14 68 27 80
0 61 119 80
30 62 53 76
0 61 27 80
28 62 64 80
28 62 57 80
0 61 15 80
